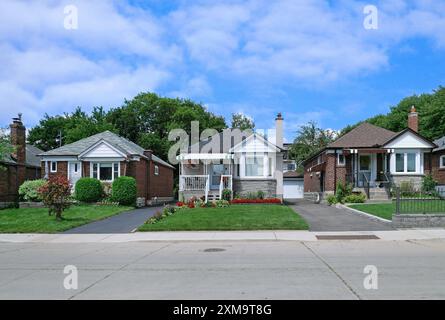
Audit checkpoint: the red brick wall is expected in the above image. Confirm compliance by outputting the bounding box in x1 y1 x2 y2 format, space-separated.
41 161 68 180
128 159 149 198
0 164 42 202
304 154 324 192
149 162 174 198
430 150 445 185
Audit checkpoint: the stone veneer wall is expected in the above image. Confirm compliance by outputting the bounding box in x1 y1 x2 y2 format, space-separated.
393 214 445 228
233 179 277 198
390 175 424 190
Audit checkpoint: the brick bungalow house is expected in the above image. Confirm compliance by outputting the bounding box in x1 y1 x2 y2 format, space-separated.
39 131 174 205
0 115 43 207
303 107 439 200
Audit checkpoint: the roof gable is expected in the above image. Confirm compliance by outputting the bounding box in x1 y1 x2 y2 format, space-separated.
383 129 436 149
328 123 397 148
230 133 280 153
434 136 445 152
79 140 127 159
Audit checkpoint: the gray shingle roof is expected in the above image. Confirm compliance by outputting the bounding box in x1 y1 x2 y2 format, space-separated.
328 123 398 148
434 136 445 152
1 144 43 168
40 131 174 169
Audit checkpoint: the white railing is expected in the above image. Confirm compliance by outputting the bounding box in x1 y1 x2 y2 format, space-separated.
179 175 209 191
219 175 233 200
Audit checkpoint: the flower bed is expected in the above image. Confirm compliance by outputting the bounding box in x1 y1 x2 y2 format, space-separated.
231 198 282 204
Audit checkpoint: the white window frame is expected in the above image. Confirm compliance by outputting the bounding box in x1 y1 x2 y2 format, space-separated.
154 165 159 175
391 150 422 174
90 162 120 182
440 155 445 169
337 153 345 166
245 156 264 177
50 161 57 173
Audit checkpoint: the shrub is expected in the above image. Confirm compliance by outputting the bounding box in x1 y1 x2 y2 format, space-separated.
111 176 137 205
102 182 112 198
326 195 337 205
399 180 416 196
422 174 437 193
18 179 46 202
215 199 230 208
335 181 353 202
38 176 71 220
246 192 257 199
343 193 366 203
75 178 103 203
222 188 232 201
231 198 282 204
257 190 265 199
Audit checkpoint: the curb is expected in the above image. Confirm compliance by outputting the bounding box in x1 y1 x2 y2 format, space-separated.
336 203 393 224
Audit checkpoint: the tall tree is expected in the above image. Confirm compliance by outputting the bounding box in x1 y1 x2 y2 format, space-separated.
107 92 227 159
231 112 255 131
28 107 116 151
289 121 336 170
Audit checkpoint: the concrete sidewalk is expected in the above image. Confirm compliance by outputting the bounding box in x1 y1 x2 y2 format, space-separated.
1 229 445 243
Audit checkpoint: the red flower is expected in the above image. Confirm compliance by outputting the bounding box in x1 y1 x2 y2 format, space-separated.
176 201 184 207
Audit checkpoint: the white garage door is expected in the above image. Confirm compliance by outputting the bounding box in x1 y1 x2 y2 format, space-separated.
283 179 304 199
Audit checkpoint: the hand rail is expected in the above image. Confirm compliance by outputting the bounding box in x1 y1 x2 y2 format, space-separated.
219 175 233 200
179 175 209 191
205 175 209 203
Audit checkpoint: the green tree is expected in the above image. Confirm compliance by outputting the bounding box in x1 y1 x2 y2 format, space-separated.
289 121 336 170
107 92 227 159
231 112 255 131
28 107 116 151
0 128 14 169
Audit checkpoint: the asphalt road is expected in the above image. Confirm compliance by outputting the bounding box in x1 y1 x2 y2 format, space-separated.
1 239 445 299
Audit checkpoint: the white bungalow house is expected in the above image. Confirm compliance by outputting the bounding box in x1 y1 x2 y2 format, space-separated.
177 113 288 202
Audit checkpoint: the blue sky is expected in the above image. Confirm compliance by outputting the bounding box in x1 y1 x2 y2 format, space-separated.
1 0 445 142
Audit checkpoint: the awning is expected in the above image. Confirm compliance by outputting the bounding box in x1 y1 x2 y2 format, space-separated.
177 153 234 160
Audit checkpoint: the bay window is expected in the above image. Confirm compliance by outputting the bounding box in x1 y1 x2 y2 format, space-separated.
245 156 264 177
394 152 420 174
91 162 120 181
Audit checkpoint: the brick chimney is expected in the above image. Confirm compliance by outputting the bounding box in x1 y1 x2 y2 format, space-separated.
408 105 418 132
10 113 26 165
143 150 153 160
275 112 283 148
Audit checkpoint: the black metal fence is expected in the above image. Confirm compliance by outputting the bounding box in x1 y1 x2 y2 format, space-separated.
395 187 445 214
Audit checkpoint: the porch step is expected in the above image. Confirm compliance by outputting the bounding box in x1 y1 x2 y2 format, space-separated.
353 187 390 200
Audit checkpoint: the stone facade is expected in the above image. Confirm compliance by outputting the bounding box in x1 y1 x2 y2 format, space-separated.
233 178 277 198
390 175 424 190
393 214 445 228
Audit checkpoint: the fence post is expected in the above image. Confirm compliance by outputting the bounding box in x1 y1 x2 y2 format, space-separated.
395 187 400 214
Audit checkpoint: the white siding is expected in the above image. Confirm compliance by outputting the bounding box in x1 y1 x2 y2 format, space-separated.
82 142 122 158
385 131 432 149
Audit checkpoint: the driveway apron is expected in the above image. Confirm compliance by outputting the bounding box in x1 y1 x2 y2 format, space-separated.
290 200 394 231
63 206 162 234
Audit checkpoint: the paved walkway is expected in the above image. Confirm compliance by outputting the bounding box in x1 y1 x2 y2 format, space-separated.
63 206 161 234
290 201 394 231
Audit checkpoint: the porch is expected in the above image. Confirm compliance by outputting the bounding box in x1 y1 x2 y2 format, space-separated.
178 160 234 202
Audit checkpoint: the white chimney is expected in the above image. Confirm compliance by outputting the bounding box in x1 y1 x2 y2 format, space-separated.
275 112 283 148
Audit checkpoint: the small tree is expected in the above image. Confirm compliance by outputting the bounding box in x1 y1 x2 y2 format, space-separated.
421 174 437 193
38 176 71 220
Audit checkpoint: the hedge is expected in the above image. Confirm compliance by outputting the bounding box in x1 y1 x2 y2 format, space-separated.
75 178 103 202
111 176 137 205
18 179 47 202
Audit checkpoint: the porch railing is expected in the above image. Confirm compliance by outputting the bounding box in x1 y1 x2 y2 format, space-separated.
179 175 210 202
362 173 370 199
219 175 233 200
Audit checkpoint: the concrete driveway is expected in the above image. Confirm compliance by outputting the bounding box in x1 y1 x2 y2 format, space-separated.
290 201 394 231
63 206 162 234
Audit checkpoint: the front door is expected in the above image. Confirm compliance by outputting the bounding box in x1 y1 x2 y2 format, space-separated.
69 162 82 186
358 155 371 187
211 164 225 189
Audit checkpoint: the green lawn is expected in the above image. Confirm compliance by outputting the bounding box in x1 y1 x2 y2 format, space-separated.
349 203 394 220
138 205 308 231
0 205 133 233
349 200 445 221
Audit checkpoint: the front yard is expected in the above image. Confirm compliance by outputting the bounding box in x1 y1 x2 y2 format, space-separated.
349 203 394 220
138 205 308 231
0 205 133 233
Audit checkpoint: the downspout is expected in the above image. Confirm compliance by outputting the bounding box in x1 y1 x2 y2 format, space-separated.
334 150 337 194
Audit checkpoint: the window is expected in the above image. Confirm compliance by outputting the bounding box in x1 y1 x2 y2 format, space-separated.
407 153 416 172
337 153 345 166
359 156 371 171
74 163 78 173
440 155 445 169
154 165 159 175
50 161 57 173
245 156 264 177
91 162 120 181
394 152 418 173
396 153 404 172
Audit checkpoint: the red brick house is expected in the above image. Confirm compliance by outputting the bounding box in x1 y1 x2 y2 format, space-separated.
39 131 174 205
303 107 439 200
0 115 42 207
